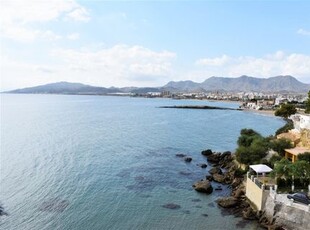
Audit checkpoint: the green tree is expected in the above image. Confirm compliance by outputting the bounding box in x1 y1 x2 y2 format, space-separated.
298 152 310 163
268 154 282 168
237 129 262 147
305 90 310 114
270 138 293 156
274 104 297 118
236 131 269 165
272 158 293 180
291 160 310 187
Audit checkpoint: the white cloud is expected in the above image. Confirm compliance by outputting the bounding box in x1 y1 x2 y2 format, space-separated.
194 51 310 83
50 45 175 76
1 45 176 90
0 0 89 42
66 8 90 22
297 28 310 36
67 33 80 40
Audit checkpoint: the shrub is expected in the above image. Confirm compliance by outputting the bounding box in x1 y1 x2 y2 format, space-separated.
298 152 310 163
268 154 282 168
270 138 293 156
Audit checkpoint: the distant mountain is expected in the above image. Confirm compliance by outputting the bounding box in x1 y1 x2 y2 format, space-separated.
7 82 121 95
5 75 310 95
163 75 310 93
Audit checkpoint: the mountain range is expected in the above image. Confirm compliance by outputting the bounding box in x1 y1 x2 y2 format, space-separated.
5 75 310 95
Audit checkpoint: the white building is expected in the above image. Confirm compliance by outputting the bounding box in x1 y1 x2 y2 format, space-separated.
290 114 310 132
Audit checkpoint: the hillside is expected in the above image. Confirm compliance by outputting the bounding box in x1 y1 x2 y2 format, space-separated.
163 75 310 93
5 75 310 95
7 82 121 95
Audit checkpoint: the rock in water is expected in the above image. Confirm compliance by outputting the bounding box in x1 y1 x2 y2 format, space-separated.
217 197 238 208
213 173 225 183
161 203 181 210
184 157 192 162
192 180 213 194
201 149 213 156
197 163 208 168
208 167 222 175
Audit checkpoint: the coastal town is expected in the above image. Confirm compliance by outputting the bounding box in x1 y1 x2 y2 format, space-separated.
131 91 308 110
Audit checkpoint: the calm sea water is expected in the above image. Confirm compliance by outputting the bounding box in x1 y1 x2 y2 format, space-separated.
0 94 284 230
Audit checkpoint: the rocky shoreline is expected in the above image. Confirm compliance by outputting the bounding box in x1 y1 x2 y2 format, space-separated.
189 149 284 230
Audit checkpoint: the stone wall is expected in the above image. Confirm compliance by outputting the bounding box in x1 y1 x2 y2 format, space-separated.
264 195 310 230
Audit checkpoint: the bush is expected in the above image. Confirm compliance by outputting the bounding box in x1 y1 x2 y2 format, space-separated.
305 90 310 114
270 138 293 156
235 129 269 165
237 129 262 147
269 154 282 168
298 152 310 163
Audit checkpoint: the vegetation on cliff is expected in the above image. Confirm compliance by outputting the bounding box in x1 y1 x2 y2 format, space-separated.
274 103 297 118
305 90 310 114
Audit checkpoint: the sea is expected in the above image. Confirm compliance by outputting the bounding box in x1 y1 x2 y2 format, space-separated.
0 94 284 230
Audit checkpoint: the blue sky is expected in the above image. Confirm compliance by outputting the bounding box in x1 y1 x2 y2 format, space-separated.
1 0 310 90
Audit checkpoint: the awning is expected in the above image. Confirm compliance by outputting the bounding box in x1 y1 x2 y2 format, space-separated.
249 164 273 173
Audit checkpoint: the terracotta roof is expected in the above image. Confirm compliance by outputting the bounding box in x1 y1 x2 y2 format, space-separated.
285 147 310 156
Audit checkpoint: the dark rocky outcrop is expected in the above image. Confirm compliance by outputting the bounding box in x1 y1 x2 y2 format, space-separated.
208 167 222 175
0 206 8 216
242 206 257 220
205 175 213 181
184 157 192 162
201 149 213 156
192 180 213 194
213 173 225 183
217 197 238 208
197 163 207 168
206 153 222 163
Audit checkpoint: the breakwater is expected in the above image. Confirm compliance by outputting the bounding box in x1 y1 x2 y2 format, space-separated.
159 105 243 111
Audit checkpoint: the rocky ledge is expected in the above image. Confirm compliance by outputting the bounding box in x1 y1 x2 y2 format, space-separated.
198 149 284 229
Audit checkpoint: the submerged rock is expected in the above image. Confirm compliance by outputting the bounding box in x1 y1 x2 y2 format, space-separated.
192 180 213 194
0 206 8 216
175 153 187 157
161 203 181 210
39 199 69 212
197 163 208 168
215 186 223 191
191 198 201 202
184 157 192 162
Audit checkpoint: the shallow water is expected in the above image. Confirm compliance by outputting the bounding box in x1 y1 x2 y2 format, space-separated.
0 94 284 230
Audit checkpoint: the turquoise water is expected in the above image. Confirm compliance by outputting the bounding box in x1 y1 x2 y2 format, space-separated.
0 94 284 230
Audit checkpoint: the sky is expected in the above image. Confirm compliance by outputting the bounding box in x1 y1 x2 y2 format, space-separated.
1 0 310 91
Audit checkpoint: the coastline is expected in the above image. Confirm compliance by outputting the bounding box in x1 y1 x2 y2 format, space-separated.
242 108 275 116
